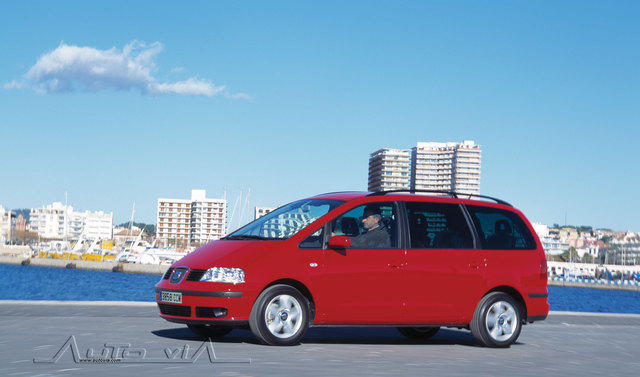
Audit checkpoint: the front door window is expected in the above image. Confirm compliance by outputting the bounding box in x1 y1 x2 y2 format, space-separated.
330 202 398 249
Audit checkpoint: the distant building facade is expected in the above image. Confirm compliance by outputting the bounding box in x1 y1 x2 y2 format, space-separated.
0 206 11 244
254 206 276 220
368 141 481 194
13 214 26 232
156 190 227 246
81 210 114 239
411 140 481 195
29 202 113 240
367 148 411 191
113 226 150 246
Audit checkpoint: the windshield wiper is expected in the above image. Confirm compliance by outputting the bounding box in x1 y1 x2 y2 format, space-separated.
222 235 273 240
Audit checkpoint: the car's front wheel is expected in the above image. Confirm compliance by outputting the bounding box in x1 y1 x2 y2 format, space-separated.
249 284 310 346
470 292 522 347
187 324 233 339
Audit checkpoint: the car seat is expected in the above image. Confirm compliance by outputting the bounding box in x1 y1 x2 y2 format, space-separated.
408 213 429 248
486 219 516 249
433 230 466 249
381 216 397 247
339 217 360 237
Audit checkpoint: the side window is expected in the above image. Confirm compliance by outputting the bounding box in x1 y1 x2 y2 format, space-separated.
330 202 398 249
299 225 326 249
405 202 473 249
466 205 536 250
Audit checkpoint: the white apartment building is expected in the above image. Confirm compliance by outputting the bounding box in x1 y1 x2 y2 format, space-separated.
411 140 481 195
29 202 70 239
156 190 227 246
81 210 114 239
0 205 11 244
29 202 113 240
367 148 411 192
254 206 276 220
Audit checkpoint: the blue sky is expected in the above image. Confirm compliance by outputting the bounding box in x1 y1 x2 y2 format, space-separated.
0 1 638 230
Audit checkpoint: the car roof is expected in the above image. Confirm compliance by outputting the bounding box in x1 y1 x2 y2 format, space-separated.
310 191 514 209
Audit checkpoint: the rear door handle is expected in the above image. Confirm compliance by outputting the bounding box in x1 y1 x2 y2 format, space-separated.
469 258 486 270
388 263 404 269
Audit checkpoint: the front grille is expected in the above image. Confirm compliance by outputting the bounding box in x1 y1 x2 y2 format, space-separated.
158 303 191 317
196 307 228 318
162 268 174 280
186 269 206 281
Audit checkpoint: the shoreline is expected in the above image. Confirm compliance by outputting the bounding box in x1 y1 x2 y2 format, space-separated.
0 255 166 275
547 277 640 291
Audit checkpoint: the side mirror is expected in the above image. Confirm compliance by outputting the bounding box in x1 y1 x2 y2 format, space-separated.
328 235 351 249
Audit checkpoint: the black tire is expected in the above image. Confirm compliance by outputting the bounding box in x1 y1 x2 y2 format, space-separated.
187 324 233 339
470 292 523 348
397 326 440 340
249 284 310 346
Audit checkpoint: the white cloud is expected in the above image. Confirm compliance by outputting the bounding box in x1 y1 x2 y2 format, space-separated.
6 41 248 99
152 78 225 97
224 92 252 101
3 80 24 90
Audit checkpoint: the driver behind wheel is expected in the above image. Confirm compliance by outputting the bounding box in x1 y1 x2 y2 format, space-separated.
350 205 391 249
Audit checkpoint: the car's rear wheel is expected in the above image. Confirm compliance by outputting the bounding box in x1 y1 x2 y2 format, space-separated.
249 284 310 346
470 292 522 347
187 324 233 339
397 326 440 340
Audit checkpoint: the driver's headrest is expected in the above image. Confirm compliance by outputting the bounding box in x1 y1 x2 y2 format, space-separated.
409 213 427 230
494 219 512 234
340 217 359 236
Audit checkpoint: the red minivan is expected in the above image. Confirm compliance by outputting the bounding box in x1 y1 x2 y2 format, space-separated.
155 191 549 347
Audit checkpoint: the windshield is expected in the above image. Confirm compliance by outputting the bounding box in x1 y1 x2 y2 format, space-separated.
224 199 344 240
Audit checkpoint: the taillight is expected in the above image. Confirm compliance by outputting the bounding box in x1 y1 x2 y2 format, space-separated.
541 257 548 280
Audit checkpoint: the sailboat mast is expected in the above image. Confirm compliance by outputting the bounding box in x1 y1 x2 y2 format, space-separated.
64 191 68 244
128 202 136 241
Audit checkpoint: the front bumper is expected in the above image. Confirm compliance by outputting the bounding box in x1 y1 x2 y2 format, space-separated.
155 281 253 324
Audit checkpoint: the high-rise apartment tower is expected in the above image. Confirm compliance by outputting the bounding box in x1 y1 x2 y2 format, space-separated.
411 140 481 195
156 190 227 246
367 148 411 192
368 141 481 194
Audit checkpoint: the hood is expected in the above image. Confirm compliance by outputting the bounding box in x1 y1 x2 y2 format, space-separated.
172 240 265 269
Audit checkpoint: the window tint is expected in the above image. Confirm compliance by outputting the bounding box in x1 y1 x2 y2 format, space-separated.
466 206 536 250
330 202 398 249
405 202 473 249
299 225 326 249
227 199 343 240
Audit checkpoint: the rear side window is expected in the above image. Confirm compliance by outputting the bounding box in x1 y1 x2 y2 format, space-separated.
466 205 536 250
405 202 473 249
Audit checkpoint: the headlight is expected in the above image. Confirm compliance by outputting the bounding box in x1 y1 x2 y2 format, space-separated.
199 267 245 284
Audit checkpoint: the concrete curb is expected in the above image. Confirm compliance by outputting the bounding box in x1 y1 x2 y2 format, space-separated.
0 300 156 306
548 279 640 292
548 310 640 318
0 256 167 275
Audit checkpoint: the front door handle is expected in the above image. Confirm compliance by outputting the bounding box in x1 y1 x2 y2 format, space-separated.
388 263 404 269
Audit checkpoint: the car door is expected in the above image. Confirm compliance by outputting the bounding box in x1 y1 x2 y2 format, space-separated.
465 205 541 297
311 201 405 324
402 200 485 324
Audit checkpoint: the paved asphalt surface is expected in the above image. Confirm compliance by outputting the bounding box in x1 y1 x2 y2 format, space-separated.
1 301 639 377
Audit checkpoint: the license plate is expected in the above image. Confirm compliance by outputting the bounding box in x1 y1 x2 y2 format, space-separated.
161 291 182 304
